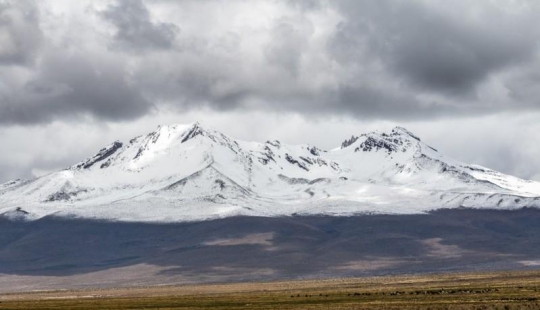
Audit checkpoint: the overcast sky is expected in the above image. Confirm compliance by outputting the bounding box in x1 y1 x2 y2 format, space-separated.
1 0 540 183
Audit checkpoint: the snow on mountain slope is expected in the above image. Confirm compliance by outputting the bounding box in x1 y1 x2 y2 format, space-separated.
0 179 24 191
1 122 539 222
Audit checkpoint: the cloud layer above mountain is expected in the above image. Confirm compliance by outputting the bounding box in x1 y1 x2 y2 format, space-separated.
1 0 539 182
2 0 540 124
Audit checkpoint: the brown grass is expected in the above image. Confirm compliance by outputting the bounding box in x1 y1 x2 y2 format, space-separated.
1 270 540 309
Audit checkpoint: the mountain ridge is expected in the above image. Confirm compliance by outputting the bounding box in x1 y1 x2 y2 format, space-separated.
1 122 539 222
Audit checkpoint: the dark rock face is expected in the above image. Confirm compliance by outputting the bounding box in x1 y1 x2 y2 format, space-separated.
308 146 321 156
277 174 329 185
355 130 416 154
2 180 20 187
341 127 420 155
14 207 28 214
45 188 87 202
299 156 313 165
181 124 204 143
137 131 163 158
75 141 123 169
356 136 400 154
258 145 276 165
285 153 309 171
341 136 359 149
266 140 281 149
46 192 71 202
214 179 226 190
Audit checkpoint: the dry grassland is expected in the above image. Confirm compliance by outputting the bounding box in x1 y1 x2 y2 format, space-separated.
1 270 540 309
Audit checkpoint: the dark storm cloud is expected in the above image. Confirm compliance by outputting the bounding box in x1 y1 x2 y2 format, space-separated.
0 51 153 124
100 0 179 51
332 85 442 118
122 0 540 121
329 1 538 97
0 0 42 66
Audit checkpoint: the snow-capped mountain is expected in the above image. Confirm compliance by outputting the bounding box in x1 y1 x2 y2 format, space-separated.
1 122 540 222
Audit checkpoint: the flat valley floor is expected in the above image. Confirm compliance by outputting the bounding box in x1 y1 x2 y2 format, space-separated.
2 270 540 309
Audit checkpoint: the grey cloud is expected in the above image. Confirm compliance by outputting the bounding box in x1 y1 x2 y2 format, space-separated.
127 0 540 121
264 18 312 77
0 162 32 182
286 0 322 12
333 85 437 119
0 154 80 182
506 67 540 107
100 0 179 51
330 1 539 97
0 0 42 66
1 0 540 127
0 51 153 125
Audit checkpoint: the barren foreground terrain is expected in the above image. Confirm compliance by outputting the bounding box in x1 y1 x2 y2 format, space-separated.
1 270 540 309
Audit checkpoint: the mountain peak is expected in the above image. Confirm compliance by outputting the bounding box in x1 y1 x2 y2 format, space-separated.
340 127 420 150
391 126 421 141
180 122 206 143
153 121 205 135
144 121 218 145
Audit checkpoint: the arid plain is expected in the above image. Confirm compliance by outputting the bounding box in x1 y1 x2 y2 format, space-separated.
2 270 540 309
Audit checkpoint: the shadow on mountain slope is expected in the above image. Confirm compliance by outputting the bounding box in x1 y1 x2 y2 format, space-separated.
1 208 540 282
